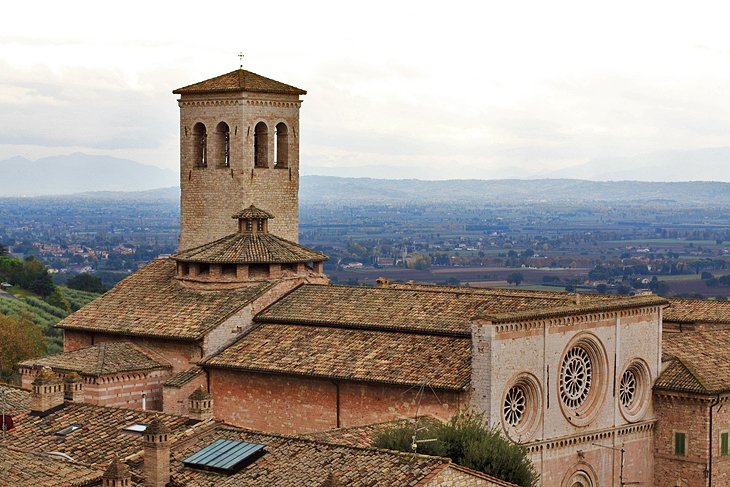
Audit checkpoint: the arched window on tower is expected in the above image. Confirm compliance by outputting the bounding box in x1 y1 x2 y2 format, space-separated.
215 122 230 167
274 122 288 168
254 122 268 168
192 122 207 167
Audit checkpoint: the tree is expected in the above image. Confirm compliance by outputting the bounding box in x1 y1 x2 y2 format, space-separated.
0 313 46 379
374 410 537 487
66 273 107 293
506 272 524 286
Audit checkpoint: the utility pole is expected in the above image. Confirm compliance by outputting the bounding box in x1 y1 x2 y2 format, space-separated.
591 442 641 486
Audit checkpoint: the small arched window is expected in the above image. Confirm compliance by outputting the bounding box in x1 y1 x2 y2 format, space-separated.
215 122 230 167
192 123 207 167
254 122 268 168
275 122 288 168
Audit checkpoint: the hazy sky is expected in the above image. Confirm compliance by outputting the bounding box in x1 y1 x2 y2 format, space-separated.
2 1 730 180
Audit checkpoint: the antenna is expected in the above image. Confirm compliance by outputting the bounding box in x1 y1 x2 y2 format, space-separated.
238 52 244 70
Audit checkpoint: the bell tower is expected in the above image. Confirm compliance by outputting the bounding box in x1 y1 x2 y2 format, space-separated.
173 68 306 250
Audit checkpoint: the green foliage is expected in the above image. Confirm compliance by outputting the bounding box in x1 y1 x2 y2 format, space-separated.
58 286 100 311
0 313 46 379
65 273 107 294
506 272 524 286
45 288 72 314
374 411 538 487
0 255 55 297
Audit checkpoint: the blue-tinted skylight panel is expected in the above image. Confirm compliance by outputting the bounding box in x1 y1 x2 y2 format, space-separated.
183 439 265 473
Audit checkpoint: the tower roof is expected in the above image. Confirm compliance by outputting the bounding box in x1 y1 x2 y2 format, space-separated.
175 232 328 265
102 456 131 480
173 69 307 96
233 205 275 220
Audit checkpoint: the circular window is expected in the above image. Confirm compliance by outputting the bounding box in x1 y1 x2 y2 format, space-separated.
504 385 526 427
560 346 593 409
618 359 651 422
558 334 607 426
501 373 542 442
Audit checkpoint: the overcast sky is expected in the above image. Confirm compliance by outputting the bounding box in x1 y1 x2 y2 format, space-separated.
2 1 730 180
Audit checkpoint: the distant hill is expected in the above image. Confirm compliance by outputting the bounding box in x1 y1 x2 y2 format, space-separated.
0 153 178 196
544 146 730 182
300 176 730 206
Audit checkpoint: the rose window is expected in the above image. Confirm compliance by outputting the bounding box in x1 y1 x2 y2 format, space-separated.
619 369 636 408
503 385 526 427
560 346 593 409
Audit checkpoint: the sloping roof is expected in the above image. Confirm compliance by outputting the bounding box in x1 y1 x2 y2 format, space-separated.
656 330 730 394
7 402 201 465
665 297 730 324
301 416 442 449
161 424 462 487
233 205 275 220
164 366 204 388
254 284 664 335
57 258 273 340
0 383 31 415
173 69 306 96
19 342 171 376
175 232 328 264
203 323 471 390
0 447 102 487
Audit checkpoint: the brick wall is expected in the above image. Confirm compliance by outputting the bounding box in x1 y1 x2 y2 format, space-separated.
654 394 709 487
21 368 170 410
655 393 730 487
209 368 466 435
162 373 207 416
178 91 302 250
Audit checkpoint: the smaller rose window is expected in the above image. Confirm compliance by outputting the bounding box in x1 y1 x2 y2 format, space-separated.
619 369 636 408
503 385 526 427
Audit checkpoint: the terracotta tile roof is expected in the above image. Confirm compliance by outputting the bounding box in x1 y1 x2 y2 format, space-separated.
233 205 274 220
203 323 471 390
301 416 442 449
164 366 203 388
665 297 730 324
161 424 459 487
656 330 730 394
57 258 273 340
255 284 664 335
7 402 201 465
19 342 171 376
0 447 103 487
0 383 31 415
175 232 328 264
173 69 306 96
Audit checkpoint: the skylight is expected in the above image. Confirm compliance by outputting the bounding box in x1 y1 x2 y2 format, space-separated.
182 439 265 473
54 424 82 436
122 423 148 433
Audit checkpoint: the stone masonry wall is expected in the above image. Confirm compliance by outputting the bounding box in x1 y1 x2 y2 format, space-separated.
162 373 207 416
209 368 467 435
178 91 302 250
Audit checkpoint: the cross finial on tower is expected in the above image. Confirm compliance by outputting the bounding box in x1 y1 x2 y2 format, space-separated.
238 52 244 69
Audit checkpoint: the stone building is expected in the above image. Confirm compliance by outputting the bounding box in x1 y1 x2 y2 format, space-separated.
32 66 726 486
19 341 171 410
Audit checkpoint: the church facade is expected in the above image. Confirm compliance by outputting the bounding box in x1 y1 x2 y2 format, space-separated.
38 67 719 487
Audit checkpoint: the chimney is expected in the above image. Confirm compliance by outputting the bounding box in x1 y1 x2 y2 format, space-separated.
31 366 64 414
187 386 213 421
143 417 170 487
375 277 390 288
64 372 84 402
102 455 132 487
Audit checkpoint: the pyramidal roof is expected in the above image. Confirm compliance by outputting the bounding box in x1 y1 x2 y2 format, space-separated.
174 232 327 264
174 205 328 265
173 69 307 96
